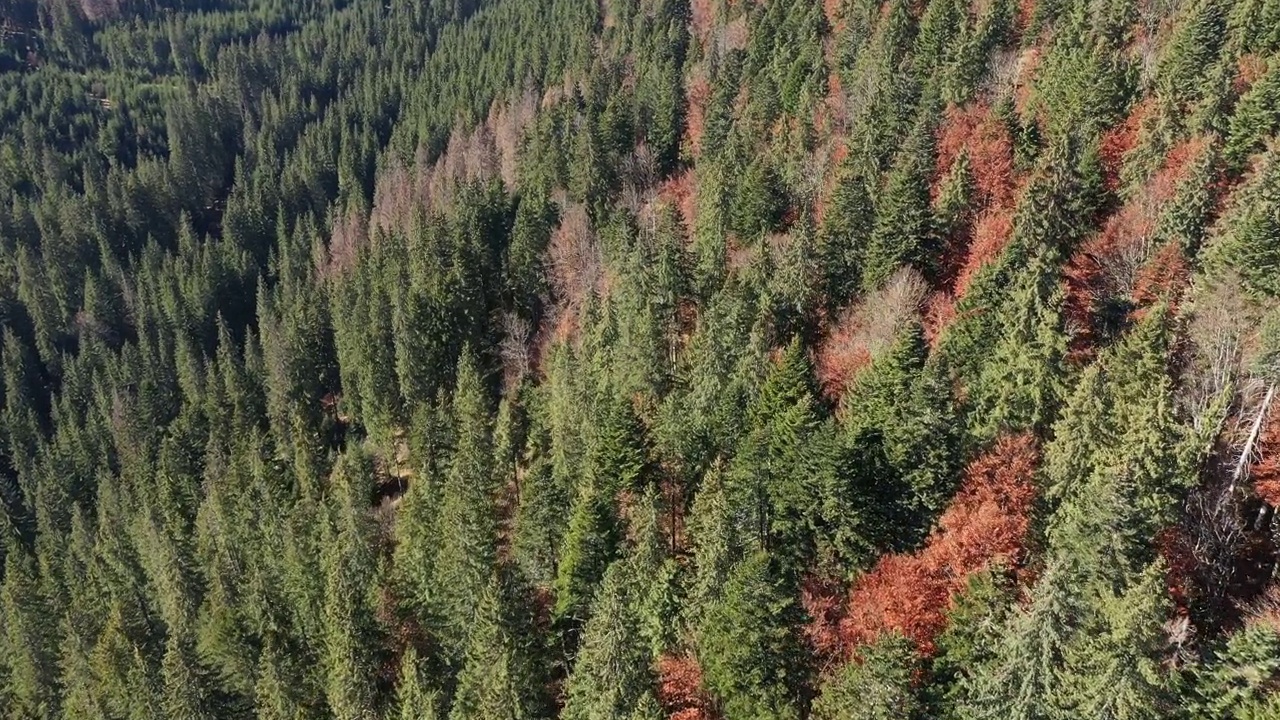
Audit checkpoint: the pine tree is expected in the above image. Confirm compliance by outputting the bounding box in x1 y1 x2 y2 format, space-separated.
932 568 1018 719
627 486 680 660
955 561 1080 720
685 461 739 625
553 479 620 628
511 394 568 586
553 390 646 627
729 156 786 240
254 638 313 720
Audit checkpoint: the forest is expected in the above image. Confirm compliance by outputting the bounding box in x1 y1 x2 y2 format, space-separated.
3 0 1280 717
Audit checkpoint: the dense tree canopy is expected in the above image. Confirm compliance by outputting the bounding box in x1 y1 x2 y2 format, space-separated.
4 0 1280 718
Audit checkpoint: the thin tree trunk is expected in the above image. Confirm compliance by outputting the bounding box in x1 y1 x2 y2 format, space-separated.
1232 382 1277 492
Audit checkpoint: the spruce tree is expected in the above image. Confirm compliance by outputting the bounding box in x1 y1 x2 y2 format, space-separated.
812 633 924 720
0 542 60 719
393 646 441 720
862 114 935 292
321 451 379 720
160 633 218 720
449 575 540 720
697 550 806 720
427 350 499 665
560 560 661 720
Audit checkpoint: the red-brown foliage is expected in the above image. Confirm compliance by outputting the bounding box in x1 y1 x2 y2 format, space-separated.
80 0 122 22
954 206 1015 299
375 584 428 688
816 269 928 402
923 291 958 348
1235 54 1270 96
488 86 540 188
545 204 607 346
1253 412 1280 507
822 0 844 32
931 104 1019 299
1015 0 1038 35
1014 47 1043 117
658 168 698 233
812 142 849 228
813 71 848 140
691 0 717 47
658 654 718 720
1249 586 1280 634
370 117 505 236
324 202 370 281
935 105 982 198
802 575 849 665
830 435 1040 656
934 103 1016 208
1130 240 1191 311
1063 136 1208 357
1099 99 1151 192
684 67 712 158
1156 525 1197 618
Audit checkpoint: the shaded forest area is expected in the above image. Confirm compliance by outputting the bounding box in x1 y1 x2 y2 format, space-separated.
4 0 1280 717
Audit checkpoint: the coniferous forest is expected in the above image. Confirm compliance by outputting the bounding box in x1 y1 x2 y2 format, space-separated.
5 0 1280 716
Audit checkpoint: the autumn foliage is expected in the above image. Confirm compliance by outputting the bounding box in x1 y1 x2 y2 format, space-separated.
934 103 1016 208
684 68 712 158
658 168 699 231
815 269 928 402
545 204 607 346
1098 99 1151 192
1063 136 1208 357
1254 412 1280 507
820 434 1040 657
953 206 1016 299
932 102 1020 310
657 654 718 720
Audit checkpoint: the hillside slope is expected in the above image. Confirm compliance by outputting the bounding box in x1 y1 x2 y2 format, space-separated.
4 0 1280 718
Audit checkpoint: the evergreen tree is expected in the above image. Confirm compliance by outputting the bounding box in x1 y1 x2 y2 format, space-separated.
394 646 442 720
449 576 541 720
812 633 924 720
697 551 806 720
321 451 379 720
427 350 499 664
160 633 218 720
820 160 876 302
966 248 1068 443
560 560 661 720
0 542 60 719
862 116 935 291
